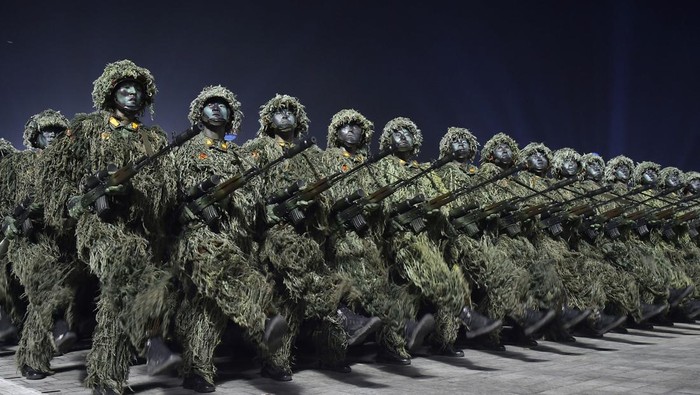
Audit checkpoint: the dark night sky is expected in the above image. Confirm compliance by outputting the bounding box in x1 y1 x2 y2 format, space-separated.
1 1 699 169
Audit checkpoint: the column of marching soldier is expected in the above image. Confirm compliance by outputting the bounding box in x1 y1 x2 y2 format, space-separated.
0 59 698 394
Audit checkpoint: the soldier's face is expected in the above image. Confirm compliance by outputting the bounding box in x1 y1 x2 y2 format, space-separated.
688 179 700 194
392 128 413 152
492 144 513 166
35 126 64 149
641 168 657 185
560 158 579 177
337 123 362 147
666 172 681 188
201 98 230 127
113 80 144 112
271 107 297 133
527 151 549 172
451 139 472 163
614 165 631 182
585 162 603 181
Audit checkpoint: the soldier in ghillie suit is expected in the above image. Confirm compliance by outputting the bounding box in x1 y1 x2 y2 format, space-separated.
372 118 497 357
568 153 642 335
319 109 434 365
596 157 668 325
243 95 374 380
434 128 524 348
2 110 82 380
644 167 695 311
0 138 22 343
171 85 287 393
474 134 559 346
544 148 628 338
39 60 181 394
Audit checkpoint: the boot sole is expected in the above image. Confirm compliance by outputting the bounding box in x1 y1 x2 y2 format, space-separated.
264 316 289 355
347 317 382 347
669 286 695 308
640 304 668 323
406 314 435 352
595 315 628 336
465 319 502 339
55 331 78 354
147 354 182 376
562 309 593 331
524 309 556 337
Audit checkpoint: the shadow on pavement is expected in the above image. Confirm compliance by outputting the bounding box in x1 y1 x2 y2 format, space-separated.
558 340 617 352
375 363 439 379
527 343 583 356
596 336 654 346
421 355 501 371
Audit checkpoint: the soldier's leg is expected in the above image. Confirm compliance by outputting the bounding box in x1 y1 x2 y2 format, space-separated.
175 294 226 390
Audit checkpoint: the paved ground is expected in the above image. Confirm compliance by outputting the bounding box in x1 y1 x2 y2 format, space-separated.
0 322 698 394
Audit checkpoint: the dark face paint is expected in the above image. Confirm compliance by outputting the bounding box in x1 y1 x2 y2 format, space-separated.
492 144 513 167
585 162 603 181
392 128 414 153
201 98 231 127
113 80 145 112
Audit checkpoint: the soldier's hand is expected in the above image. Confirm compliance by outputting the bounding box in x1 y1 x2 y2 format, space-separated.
67 196 86 219
2 217 19 240
265 204 281 225
364 202 381 213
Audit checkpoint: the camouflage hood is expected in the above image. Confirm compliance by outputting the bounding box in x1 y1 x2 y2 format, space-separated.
326 109 373 156
92 59 157 117
439 127 479 161
658 166 684 190
257 94 310 138
603 155 634 184
581 153 605 172
683 171 700 193
0 138 17 159
551 147 582 178
518 142 552 169
379 117 423 156
23 109 70 149
480 132 519 165
188 85 243 133
632 161 661 186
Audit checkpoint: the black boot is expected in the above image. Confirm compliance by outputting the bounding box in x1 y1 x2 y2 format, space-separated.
338 306 382 347
53 319 78 354
261 363 292 381
544 318 576 343
21 365 47 380
319 360 352 373
669 286 695 308
263 314 288 355
183 373 215 393
560 307 592 331
145 336 181 376
592 313 627 336
639 303 667 323
684 299 700 320
459 307 502 339
431 344 464 357
0 306 17 342
405 313 435 352
92 385 119 395
376 347 411 365
520 309 556 337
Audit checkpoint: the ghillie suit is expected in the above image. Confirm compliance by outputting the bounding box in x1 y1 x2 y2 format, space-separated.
533 147 606 313
675 171 700 300
38 60 177 393
4 110 83 376
571 153 641 320
436 128 528 341
643 167 694 299
596 157 669 306
171 86 278 384
242 94 351 374
0 139 24 335
320 109 412 360
372 118 470 353
477 136 564 314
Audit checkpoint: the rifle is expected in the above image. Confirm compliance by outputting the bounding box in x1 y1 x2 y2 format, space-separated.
496 176 580 237
267 145 396 227
536 184 613 236
620 184 684 237
332 153 456 234
78 123 202 220
661 201 700 240
179 137 316 232
575 184 653 240
385 155 504 235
